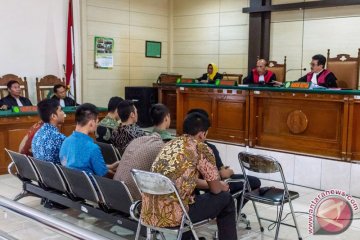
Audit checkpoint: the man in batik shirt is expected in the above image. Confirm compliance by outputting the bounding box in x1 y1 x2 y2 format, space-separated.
96 96 123 143
32 99 65 164
111 100 145 156
141 113 237 240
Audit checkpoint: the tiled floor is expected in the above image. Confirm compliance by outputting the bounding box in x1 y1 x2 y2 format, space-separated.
0 174 360 240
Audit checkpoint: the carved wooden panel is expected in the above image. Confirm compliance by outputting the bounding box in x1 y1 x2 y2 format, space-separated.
253 92 345 158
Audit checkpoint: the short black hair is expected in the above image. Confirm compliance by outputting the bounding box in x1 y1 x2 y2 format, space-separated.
187 108 209 118
183 112 210 136
108 96 124 112
75 103 99 127
7 80 19 89
53 84 66 93
312 54 326 68
37 99 60 123
150 103 169 126
117 100 135 122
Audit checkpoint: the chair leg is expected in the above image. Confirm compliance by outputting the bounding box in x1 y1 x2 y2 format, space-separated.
13 190 31 201
288 200 303 240
234 198 238 220
176 219 186 240
190 226 199 240
158 231 166 240
146 228 153 240
274 203 285 240
252 201 264 232
238 194 251 229
134 220 141 240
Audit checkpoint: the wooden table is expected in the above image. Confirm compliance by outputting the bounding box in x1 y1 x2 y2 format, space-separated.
177 84 360 161
0 107 107 174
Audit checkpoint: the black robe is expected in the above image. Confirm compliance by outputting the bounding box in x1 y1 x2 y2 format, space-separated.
51 95 78 106
198 72 223 84
1 95 32 108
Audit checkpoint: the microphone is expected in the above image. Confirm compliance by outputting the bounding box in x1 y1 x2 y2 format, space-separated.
223 72 229 81
286 68 307 73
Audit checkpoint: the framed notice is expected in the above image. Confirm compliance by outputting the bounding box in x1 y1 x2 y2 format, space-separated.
145 41 161 58
94 36 114 69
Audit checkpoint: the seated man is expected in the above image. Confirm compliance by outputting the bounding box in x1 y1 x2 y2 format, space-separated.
51 84 77 107
1 80 32 108
113 133 164 201
111 100 145 156
96 96 123 144
150 103 172 142
187 109 261 213
32 99 66 164
243 59 276 84
141 112 237 240
198 63 223 84
298 54 337 88
19 120 43 156
60 103 118 177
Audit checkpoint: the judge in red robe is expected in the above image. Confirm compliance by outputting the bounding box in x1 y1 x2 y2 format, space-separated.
243 59 276 84
298 54 337 88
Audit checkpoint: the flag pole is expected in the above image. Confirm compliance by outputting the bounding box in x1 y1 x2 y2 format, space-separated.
70 0 77 103
65 0 77 104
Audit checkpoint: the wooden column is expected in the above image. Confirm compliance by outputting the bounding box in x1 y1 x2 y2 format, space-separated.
247 0 271 71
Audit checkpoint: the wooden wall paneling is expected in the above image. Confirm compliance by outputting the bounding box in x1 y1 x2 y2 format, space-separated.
248 91 257 147
341 96 351 160
156 85 177 129
213 91 247 144
350 98 360 160
0 132 7 174
176 87 248 144
176 87 184 134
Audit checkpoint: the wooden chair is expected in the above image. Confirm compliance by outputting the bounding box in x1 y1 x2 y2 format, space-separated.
0 74 29 99
223 73 243 84
326 49 360 89
36 75 65 102
267 56 287 83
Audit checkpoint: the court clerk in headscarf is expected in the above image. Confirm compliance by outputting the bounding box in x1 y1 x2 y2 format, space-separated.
198 63 223 84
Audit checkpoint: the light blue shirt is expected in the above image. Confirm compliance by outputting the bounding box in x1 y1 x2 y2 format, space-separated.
60 131 108 176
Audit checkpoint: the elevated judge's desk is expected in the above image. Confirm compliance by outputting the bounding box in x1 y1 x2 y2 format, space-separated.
176 84 360 162
0 107 107 174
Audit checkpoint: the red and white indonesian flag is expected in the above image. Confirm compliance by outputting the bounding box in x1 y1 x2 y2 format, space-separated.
65 0 75 98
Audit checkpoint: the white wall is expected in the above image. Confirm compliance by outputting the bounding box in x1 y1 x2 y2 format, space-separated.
172 0 249 78
81 0 169 107
0 0 81 104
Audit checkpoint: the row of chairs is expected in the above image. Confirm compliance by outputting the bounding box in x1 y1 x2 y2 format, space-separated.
0 74 64 102
5 149 145 237
6 146 303 240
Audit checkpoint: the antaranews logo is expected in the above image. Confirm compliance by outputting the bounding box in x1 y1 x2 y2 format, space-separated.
309 189 358 235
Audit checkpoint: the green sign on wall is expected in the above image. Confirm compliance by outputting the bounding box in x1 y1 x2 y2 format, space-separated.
145 41 162 58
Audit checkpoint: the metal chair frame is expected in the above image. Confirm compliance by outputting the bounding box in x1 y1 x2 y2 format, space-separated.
130 169 212 240
238 152 302 240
